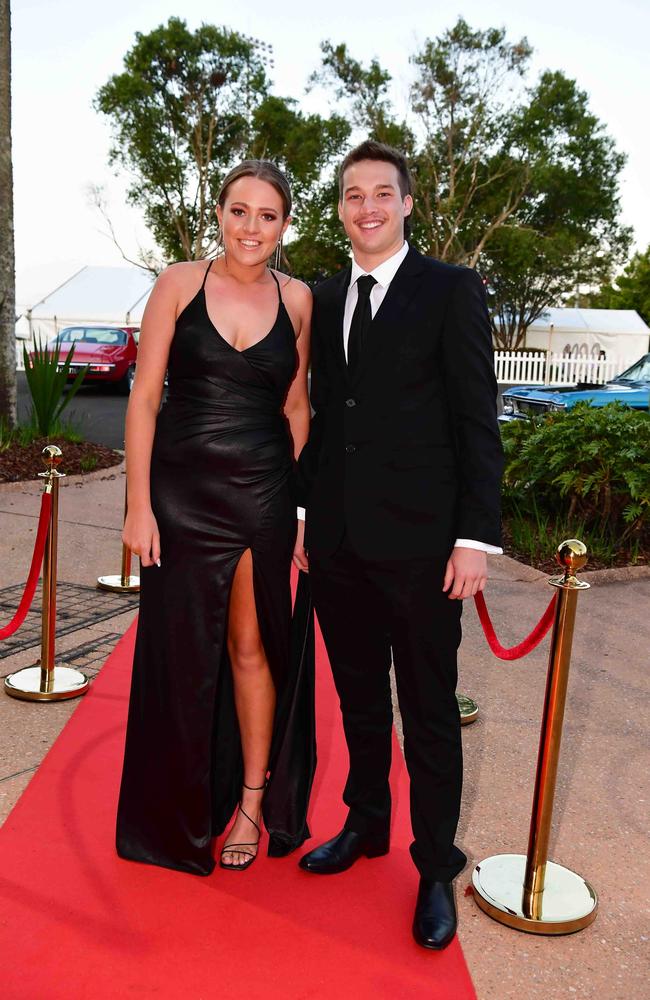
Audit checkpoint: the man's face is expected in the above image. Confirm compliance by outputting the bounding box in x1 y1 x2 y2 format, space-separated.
338 159 413 263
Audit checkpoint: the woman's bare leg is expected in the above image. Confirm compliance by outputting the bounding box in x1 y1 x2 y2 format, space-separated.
221 549 276 867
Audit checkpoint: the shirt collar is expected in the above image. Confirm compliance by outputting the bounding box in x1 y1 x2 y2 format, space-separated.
350 241 409 290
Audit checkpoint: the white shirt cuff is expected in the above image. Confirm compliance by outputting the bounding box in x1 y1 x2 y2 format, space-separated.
297 507 306 521
454 538 503 555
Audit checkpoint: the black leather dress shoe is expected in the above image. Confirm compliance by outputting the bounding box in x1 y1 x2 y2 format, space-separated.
299 829 389 874
412 879 457 950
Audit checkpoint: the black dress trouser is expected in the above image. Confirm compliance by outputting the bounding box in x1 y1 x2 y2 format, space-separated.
309 535 467 882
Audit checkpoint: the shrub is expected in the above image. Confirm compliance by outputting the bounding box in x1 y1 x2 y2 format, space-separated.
23 334 88 437
501 402 650 551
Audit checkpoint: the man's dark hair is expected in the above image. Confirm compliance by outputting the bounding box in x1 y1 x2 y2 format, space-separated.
338 140 413 200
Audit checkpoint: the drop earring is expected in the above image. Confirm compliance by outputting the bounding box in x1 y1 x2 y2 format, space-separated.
273 239 282 271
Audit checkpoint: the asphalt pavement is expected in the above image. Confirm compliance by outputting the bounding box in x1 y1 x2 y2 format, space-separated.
17 372 129 450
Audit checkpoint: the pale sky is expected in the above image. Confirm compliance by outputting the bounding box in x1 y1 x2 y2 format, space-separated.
11 0 650 304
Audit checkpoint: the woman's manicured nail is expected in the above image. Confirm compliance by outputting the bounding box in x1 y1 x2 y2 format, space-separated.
156 559 161 567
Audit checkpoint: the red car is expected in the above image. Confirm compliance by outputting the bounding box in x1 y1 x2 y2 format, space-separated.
49 325 139 393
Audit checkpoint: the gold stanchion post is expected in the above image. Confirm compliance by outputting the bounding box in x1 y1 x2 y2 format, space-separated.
97 480 140 593
471 539 598 934
457 693 479 726
5 447 90 701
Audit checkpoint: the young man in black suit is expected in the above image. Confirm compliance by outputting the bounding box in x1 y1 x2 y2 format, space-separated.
293 141 503 950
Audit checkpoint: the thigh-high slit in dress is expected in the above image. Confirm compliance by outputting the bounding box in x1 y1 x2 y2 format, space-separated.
115 262 315 876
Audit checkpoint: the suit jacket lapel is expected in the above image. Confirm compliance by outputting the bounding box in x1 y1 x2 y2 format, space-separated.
321 265 351 378
351 246 427 386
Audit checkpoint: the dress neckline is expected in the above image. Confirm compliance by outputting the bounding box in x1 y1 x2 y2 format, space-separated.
200 261 284 355
201 287 283 355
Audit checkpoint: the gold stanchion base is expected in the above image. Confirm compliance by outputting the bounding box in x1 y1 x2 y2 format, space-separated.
472 854 598 935
457 693 479 726
97 574 140 593
4 665 89 702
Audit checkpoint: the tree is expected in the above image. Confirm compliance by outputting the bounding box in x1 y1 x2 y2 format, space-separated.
483 70 631 347
94 18 349 273
312 19 631 346
0 0 16 428
408 20 533 265
591 246 650 325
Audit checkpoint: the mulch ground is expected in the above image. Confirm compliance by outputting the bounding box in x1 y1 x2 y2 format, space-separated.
0 439 123 483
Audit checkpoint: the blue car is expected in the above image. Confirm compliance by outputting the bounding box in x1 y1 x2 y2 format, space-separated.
499 354 650 421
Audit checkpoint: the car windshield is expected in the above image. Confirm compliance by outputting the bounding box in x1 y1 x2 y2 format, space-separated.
56 328 127 346
614 355 650 383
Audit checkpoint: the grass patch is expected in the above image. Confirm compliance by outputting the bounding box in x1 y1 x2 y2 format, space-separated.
79 454 99 473
1 415 85 450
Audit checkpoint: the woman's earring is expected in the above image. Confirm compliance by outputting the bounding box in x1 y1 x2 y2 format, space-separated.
273 239 282 271
216 228 225 261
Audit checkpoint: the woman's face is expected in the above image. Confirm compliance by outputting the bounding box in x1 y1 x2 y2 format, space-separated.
217 176 289 268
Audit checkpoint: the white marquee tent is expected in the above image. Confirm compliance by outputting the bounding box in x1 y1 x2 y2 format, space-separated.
523 307 649 363
16 265 155 363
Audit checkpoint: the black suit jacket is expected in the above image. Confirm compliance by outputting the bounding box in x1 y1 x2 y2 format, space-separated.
296 246 504 560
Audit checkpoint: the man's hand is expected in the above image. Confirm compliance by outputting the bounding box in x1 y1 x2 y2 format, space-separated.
443 547 487 600
293 518 309 572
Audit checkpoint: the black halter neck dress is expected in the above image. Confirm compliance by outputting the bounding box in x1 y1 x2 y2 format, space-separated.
116 262 315 876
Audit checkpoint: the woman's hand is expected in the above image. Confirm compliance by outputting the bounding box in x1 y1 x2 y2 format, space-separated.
123 507 161 568
293 519 308 573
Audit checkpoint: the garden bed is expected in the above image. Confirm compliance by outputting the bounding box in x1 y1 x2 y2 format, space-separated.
0 439 123 483
501 518 649 573
500 402 650 574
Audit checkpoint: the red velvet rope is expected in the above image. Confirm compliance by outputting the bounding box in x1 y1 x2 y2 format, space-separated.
473 590 557 660
0 492 52 640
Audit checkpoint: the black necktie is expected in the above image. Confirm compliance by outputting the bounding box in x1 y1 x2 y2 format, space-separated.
347 275 377 376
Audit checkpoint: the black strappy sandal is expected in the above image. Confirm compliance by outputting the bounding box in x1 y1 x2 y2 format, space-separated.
219 781 266 872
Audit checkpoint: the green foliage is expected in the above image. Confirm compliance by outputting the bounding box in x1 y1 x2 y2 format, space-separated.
0 417 34 450
484 71 631 346
23 335 88 437
287 177 350 282
310 42 414 151
408 19 531 260
95 18 349 269
95 15 631 303
504 494 633 568
501 404 650 560
79 454 99 473
591 245 650 324
312 18 630 340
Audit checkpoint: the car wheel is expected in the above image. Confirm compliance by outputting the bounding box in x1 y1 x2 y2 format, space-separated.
119 364 136 395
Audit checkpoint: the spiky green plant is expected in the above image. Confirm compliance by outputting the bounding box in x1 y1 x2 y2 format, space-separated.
23 333 89 437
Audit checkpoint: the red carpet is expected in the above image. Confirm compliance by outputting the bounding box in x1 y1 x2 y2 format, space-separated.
0 607 476 998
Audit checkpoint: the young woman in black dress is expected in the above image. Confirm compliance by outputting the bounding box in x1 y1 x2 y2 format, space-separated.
116 161 313 875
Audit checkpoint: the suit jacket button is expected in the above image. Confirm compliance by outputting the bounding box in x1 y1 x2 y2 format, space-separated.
345 398 357 408
345 444 357 454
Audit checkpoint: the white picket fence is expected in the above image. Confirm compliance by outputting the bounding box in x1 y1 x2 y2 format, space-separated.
494 352 631 386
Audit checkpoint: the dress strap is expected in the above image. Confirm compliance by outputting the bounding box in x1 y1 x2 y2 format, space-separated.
200 259 214 290
270 269 282 303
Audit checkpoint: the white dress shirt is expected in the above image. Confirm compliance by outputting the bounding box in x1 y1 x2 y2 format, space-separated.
298 241 502 556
